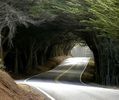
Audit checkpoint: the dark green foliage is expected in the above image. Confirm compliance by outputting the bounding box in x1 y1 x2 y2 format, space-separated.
86 0 119 38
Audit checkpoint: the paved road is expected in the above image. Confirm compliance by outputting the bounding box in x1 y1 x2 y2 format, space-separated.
24 57 119 100
26 81 119 100
26 57 90 83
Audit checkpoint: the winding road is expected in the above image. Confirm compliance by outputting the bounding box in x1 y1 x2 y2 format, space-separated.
25 57 90 83
23 57 119 100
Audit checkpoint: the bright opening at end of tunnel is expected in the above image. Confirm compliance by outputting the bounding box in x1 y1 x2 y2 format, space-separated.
59 57 90 66
71 44 94 58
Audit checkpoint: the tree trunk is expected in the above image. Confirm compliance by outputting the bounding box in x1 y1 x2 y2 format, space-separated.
81 31 119 86
90 33 119 86
0 34 5 69
14 49 18 74
97 38 119 85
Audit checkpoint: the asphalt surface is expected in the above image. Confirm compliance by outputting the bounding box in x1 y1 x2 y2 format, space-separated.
24 57 119 100
26 57 90 83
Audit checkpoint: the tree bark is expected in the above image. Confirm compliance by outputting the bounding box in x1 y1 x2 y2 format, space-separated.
0 34 5 69
88 32 119 86
14 48 18 74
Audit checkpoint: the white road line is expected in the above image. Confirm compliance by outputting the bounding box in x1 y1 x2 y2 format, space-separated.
24 74 41 83
80 58 90 85
24 57 90 100
24 80 55 100
31 85 55 100
54 65 74 82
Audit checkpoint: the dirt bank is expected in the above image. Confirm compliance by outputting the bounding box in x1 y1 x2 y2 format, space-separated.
0 70 44 100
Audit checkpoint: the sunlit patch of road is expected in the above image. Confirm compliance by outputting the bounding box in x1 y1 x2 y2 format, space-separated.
24 81 119 100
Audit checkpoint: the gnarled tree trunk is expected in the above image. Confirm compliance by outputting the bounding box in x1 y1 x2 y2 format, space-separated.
87 32 119 86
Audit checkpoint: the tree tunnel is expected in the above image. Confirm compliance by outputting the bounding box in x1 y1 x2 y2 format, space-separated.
2 13 119 86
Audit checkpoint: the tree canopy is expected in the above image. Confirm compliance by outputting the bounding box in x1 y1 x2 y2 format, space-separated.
1 0 119 40
0 0 119 85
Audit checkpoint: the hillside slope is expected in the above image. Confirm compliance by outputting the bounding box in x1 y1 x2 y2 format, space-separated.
0 70 44 100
